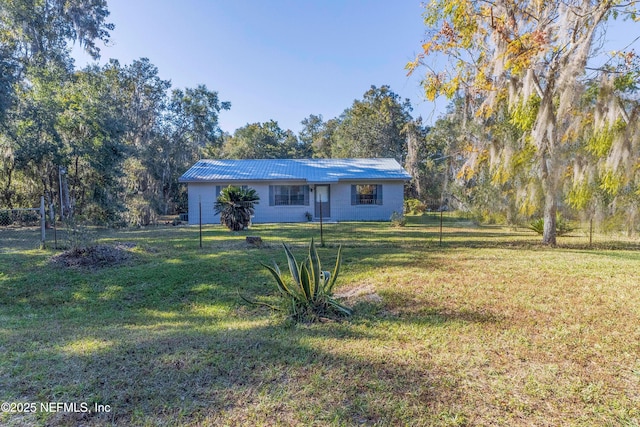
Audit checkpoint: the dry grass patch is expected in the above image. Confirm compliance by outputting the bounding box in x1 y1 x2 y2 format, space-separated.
365 247 640 425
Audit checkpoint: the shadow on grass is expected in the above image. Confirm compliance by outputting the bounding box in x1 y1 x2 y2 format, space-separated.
0 242 468 424
1 311 459 426
3 222 637 425
365 287 506 327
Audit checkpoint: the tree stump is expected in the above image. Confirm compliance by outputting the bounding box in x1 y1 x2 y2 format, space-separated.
246 236 262 247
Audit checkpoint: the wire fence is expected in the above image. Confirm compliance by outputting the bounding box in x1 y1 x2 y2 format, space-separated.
1 209 638 253
0 197 47 251
198 211 640 250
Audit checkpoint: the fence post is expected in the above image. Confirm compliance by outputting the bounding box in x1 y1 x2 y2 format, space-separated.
319 197 324 247
50 203 58 249
40 196 46 248
439 209 443 246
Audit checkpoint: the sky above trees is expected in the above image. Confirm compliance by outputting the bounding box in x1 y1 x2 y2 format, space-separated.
71 0 449 134
72 1 639 136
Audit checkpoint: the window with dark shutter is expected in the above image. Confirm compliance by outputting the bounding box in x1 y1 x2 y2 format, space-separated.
351 184 383 205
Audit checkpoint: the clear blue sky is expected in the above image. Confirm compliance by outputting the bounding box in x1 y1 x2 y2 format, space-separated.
72 0 446 134
72 1 639 135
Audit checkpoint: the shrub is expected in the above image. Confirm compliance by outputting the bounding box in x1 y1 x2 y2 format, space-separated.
126 196 157 227
404 198 426 215
260 238 352 322
528 214 575 236
17 210 39 225
390 211 406 227
63 218 95 250
469 208 507 225
0 210 12 226
528 218 544 234
214 186 260 231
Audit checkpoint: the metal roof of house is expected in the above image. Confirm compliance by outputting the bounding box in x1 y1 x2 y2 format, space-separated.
179 158 411 183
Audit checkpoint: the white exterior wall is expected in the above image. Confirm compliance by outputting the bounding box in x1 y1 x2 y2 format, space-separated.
187 180 405 225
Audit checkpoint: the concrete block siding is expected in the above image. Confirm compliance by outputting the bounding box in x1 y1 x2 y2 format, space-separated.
186 180 406 225
179 158 411 225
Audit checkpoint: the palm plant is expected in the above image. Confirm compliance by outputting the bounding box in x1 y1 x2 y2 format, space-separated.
528 214 575 237
214 186 260 231
261 238 352 322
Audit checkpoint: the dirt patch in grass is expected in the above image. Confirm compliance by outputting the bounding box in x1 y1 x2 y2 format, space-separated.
335 282 383 304
50 242 136 269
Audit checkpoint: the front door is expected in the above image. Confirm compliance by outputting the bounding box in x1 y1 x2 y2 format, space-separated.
314 185 330 219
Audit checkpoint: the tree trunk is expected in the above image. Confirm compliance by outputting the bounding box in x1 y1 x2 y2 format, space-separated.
2 165 14 208
540 158 557 245
542 187 557 246
540 152 558 246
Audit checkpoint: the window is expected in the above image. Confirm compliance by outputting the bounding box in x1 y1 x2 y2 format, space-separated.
215 185 247 198
351 184 383 205
269 185 309 206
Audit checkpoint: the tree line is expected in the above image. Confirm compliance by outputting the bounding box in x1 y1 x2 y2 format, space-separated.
0 0 441 226
2 0 639 241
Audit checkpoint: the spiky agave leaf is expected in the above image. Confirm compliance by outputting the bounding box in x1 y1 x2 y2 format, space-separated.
325 245 342 294
261 262 295 298
282 243 301 287
308 237 321 299
237 290 282 311
258 239 351 322
326 296 353 316
299 261 312 302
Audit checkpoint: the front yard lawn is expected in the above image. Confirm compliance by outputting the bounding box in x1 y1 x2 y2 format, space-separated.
1 219 638 425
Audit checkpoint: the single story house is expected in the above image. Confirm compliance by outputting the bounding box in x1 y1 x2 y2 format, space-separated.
178 158 411 224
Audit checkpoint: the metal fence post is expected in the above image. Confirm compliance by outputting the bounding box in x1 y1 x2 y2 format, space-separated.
40 196 46 248
439 209 443 246
50 203 58 249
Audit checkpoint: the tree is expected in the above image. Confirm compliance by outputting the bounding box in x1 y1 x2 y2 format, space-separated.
118 58 171 150
214 185 259 231
403 119 429 199
568 53 640 234
332 85 412 163
147 85 230 215
57 64 128 224
1 63 67 209
408 0 640 244
115 58 171 224
222 120 306 159
0 0 113 119
0 0 114 213
299 114 324 158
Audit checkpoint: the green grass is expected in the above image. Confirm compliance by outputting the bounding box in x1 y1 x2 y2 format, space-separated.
1 217 639 426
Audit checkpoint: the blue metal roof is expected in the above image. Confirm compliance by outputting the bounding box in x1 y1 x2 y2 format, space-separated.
179 158 411 183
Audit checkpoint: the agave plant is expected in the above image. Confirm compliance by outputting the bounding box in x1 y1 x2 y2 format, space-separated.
262 238 352 322
214 185 259 231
